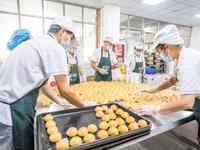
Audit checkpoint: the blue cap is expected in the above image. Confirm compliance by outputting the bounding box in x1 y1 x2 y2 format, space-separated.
7 29 31 51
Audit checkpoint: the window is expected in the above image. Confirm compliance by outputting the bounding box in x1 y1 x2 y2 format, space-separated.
83 8 97 24
44 19 54 33
21 16 43 38
20 0 42 16
0 13 18 59
44 1 63 18
129 16 143 29
0 0 17 13
120 14 128 27
65 5 82 22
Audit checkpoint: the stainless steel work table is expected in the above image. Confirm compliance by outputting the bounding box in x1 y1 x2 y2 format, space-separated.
35 103 195 150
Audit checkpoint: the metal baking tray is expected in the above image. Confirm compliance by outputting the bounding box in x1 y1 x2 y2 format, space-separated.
36 103 151 150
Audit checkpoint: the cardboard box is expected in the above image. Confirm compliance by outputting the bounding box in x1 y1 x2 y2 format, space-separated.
87 75 95 82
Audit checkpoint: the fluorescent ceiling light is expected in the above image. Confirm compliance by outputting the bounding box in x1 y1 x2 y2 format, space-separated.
195 14 200 17
142 0 165 5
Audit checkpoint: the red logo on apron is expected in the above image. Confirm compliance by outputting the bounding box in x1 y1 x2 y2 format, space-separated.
50 81 56 87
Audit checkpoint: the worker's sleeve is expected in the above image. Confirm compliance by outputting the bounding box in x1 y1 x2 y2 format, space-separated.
124 54 135 69
179 68 200 95
77 53 83 66
42 48 68 76
90 50 98 63
110 51 118 64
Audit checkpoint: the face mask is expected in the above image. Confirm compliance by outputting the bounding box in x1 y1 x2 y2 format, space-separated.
105 45 111 51
70 48 77 53
135 51 142 55
60 37 71 50
160 46 173 62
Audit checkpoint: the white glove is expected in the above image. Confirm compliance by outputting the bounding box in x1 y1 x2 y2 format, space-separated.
99 69 108 75
82 75 86 83
57 98 75 108
141 88 158 93
134 105 160 116
84 101 97 107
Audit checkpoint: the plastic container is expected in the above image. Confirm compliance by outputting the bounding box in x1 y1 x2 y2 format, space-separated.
145 68 156 75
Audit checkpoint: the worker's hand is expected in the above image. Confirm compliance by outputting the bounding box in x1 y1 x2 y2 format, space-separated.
99 69 108 75
57 98 75 108
143 72 146 75
141 88 158 93
134 105 160 116
81 75 86 83
84 101 97 107
67 64 73 72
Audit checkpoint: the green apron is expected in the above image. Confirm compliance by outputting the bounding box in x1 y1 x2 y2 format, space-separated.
67 53 80 85
132 55 144 82
1 80 47 150
193 97 200 139
94 47 112 82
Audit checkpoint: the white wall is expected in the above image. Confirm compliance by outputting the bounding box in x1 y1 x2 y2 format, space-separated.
190 26 200 51
100 4 120 44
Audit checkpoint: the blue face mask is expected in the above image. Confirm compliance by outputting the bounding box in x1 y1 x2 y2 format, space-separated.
70 48 77 54
160 46 173 62
60 38 71 50
135 51 142 55
105 45 111 51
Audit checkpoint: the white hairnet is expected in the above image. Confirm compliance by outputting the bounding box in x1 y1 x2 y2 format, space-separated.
148 25 184 52
103 36 114 44
51 16 80 47
135 42 144 49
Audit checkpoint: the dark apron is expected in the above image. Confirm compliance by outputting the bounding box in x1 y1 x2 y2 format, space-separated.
94 47 112 82
67 54 80 85
193 97 200 138
132 55 144 82
1 80 47 150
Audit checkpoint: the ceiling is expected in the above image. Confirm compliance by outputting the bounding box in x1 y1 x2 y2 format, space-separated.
59 0 200 27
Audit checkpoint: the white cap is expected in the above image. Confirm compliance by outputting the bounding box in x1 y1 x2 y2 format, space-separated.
135 42 144 49
103 35 114 44
148 25 184 52
51 16 80 47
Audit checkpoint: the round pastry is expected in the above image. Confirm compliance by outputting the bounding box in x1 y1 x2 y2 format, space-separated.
66 127 78 137
87 124 97 133
44 114 54 122
111 105 118 111
70 136 82 147
101 105 108 111
108 127 119 136
45 120 56 128
96 111 104 118
97 130 108 139
56 140 69 150
106 109 113 114
95 106 103 112
118 125 128 133
116 109 123 115
126 116 135 124
102 114 111 122
116 118 125 125
110 113 117 120
78 127 88 137
49 132 62 143
121 112 129 119
108 120 117 128
138 119 147 127
84 134 95 143
47 126 58 135
99 122 108 130
129 123 139 130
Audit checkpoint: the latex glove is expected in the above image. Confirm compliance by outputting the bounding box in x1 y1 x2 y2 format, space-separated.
81 75 86 83
99 69 108 75
84 101 97 107
141 88 158 93
57 98 75 108
134 105 160 116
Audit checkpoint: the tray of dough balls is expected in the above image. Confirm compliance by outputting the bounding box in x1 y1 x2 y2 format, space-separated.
36 103 151 150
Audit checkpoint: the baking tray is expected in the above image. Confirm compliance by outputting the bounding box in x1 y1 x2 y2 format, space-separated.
36 103 151 150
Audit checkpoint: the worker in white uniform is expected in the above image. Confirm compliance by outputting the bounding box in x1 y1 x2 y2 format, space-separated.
90 36 118 82
0 16 84 150
66 46 86 85
135 25 200 144
124 42 146 75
